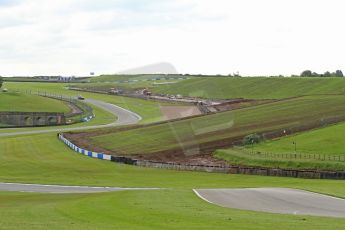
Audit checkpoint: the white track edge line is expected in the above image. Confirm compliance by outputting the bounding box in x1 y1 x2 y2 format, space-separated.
192 189 217 206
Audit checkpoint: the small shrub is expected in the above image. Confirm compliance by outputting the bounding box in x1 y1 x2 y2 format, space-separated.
243 134 262 146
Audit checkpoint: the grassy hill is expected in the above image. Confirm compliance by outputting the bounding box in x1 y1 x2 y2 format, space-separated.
248 122 345 155
0 92 70 113
3 82 178 124
90 74 184 82
70 79 182 92
3 80 345 229
86 95 345 156
215 121 345 170
151 77 345 99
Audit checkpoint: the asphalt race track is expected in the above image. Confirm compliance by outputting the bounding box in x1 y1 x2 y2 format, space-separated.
0 182 157 193
194 188 345 218
0 98 141 137
0 99 149 193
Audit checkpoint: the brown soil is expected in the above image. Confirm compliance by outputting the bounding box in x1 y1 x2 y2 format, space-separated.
160 105 202 120
212 99 275 112
63 94 345 167
65 102 83 116
64 115 345 167
64 129 245 166
133 151 228 166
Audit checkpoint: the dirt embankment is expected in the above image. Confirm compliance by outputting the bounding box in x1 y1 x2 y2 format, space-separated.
160 105 202 120
65 102 83 115
212 99 274 112
63 93 345 167
64 114 345 167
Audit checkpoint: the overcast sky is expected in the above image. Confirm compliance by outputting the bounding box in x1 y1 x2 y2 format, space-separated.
0 0 344 76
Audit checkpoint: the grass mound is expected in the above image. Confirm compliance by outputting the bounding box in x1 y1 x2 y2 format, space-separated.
152 77 345 99
0 92 70 113
86 95 345 156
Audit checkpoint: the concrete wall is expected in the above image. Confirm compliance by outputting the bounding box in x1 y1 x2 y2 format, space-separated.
0 112 65 127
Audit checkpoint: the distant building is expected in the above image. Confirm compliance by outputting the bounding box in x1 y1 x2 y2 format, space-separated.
58 76 76 82
34 76 76 82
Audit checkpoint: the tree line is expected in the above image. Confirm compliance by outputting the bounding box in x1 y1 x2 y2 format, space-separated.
299 70 343 77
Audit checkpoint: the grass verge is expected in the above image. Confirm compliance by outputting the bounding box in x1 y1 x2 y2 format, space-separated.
215 148 345 171
2 132 345 229
250 122 345 155
1 189 345 230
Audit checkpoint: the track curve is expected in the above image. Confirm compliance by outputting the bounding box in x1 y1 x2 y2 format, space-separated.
0 99 142 137
194 188 345 218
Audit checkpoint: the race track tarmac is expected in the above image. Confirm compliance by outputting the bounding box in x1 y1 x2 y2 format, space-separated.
0 182 157 193
194 188 345 218
0 98 141 137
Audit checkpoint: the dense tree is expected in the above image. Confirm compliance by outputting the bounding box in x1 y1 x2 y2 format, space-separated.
324 71 332 77
299 70 344 78
312 72 319 77
0 76 3 88
301 70 313 77
335 70 344 77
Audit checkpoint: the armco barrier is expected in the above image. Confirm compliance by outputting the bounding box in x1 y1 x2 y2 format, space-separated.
58 134 345 180
58 134 111 161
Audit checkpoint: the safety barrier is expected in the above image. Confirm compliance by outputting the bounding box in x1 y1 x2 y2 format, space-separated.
58 134 111 161
58 133 345 180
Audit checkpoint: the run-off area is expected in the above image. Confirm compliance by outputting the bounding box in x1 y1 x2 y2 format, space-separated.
194 188 345 218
